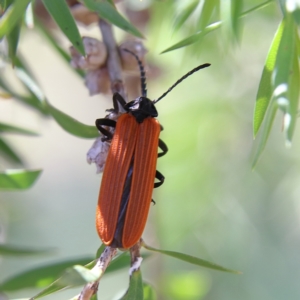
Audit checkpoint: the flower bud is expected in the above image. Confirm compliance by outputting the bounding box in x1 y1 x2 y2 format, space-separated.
70 37 107 70
119 40 147 72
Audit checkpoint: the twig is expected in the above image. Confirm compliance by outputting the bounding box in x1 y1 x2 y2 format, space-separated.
99 18 127 110
129 239 143 275
76 247 118 300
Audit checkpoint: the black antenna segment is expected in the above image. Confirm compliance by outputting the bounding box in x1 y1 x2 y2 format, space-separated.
122 48 147 97
153 63 211 104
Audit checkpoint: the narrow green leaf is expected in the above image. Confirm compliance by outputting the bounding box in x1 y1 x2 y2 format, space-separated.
0 122 37 135
60 265 100 286
6 20 21 65
161 21 221 53
0 169 41 190
253 16 297 161
197 0 218 30
252 100 278 167
0 74 49 115
143 283 157 300
273 16 296 89
143 243 241 274
0 244 52 256
42 0 85 55
31 252 132 298
84 0 143 38
14 65 46 104
231 0 243 40
121 269 143 300
0 0 31 39
285 29 300 143
46 102 99 139
253 20 284 136
162 0 273 53
0 257 94 292
220 0 232 40
220 0 243 43
272 15 296 146
32 282 66 299
173 1 200 32
0 137 23 164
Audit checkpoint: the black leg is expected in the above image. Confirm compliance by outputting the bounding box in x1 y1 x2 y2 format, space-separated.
151 199 156 205
154 170 165 188
158 139 168 158
113 92 127 112
95 118 116 140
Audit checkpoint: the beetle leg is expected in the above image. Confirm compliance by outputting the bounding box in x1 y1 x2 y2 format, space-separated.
151 199 156 205
95 118 116 141
113 92 127 112
158 139 168 158
154 170 165 188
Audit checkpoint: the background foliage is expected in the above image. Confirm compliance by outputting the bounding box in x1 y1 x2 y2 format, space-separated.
1 0 300 299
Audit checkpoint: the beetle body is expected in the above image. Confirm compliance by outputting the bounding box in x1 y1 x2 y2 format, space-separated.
95 50 210 249
96 112 160 248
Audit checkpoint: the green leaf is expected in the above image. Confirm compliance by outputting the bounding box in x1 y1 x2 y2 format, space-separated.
84 0 143 38
42 0 85 55
0 122 37 135
161 20 221 53
285 31 300 143
231 0 243 40
220 0 243 43
6 20 21 65
0 0 31 39
173 1 200 32
143 282 157 300
59 265 100 286
0 257 94 292
162 0 273 53
31 252 132 298
197 0 218 30
0 73 49 115
252 100 278 168
143 243 241 274
0 137 23 164
0 169 41 190
120 269 143 300
253 20 284 136
273 16 296 92
0 244 52 256
46 102 99 139
14 56 47 104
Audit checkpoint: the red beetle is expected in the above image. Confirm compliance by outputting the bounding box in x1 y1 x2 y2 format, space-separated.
96 50 210 248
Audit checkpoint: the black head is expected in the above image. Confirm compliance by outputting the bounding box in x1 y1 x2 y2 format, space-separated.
124 96 158 123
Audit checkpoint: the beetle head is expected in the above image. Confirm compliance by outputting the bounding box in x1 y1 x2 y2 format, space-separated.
125 96 158 123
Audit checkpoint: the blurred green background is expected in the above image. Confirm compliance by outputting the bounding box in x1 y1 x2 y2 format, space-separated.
2 0 300 299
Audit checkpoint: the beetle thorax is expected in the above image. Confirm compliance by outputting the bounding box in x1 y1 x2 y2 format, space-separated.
125 96 158 123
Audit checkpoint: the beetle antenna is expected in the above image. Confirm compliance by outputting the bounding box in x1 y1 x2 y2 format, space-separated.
122 48 147 97
153 63 211 104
